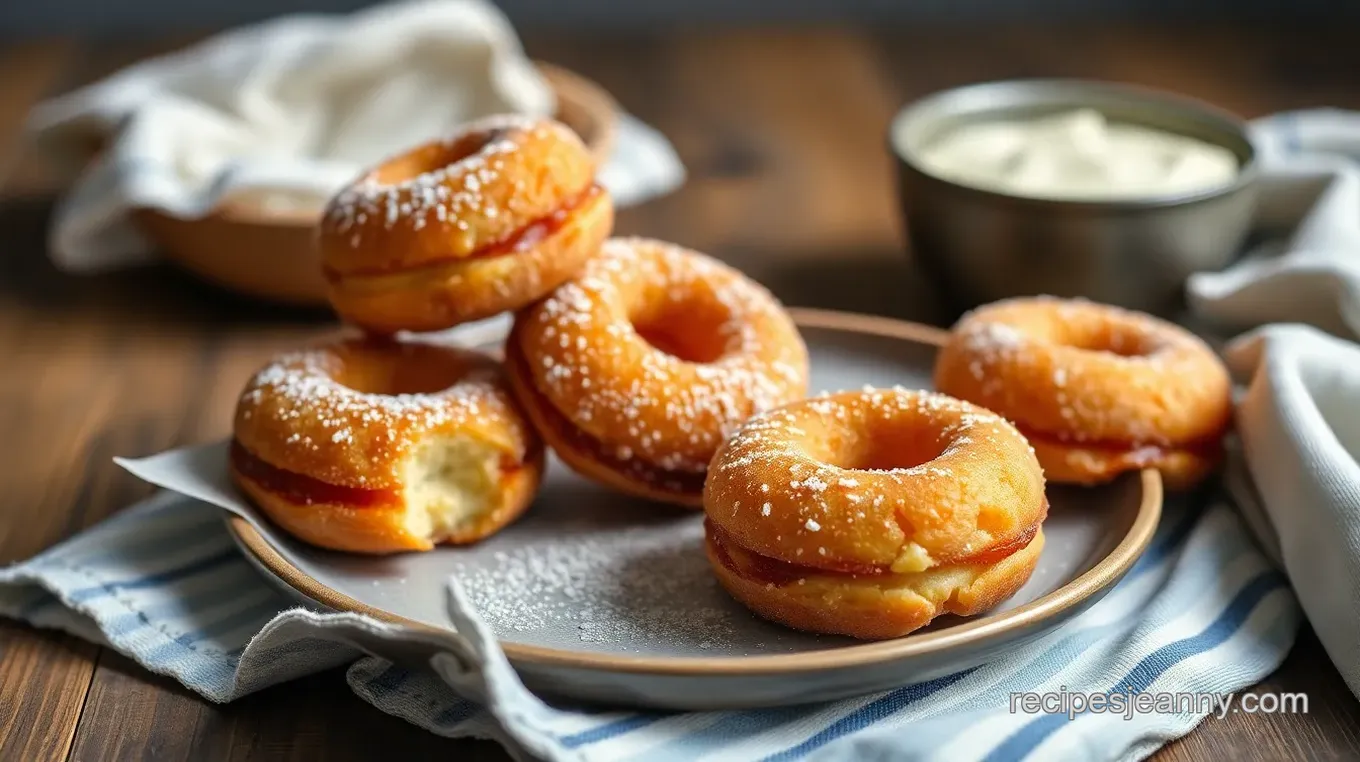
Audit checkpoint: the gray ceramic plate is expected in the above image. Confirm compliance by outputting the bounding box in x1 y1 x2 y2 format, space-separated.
227 309 1161 710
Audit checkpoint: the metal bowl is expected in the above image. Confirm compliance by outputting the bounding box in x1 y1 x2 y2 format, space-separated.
889 79 1258 316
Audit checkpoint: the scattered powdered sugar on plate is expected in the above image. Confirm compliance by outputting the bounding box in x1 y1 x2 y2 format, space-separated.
450 518 739 649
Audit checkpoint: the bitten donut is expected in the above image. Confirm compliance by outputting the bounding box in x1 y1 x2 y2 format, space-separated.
703 388 1047 640
934 296 1232 489
231 338 544 553
506 237 809 507
318 115 614 333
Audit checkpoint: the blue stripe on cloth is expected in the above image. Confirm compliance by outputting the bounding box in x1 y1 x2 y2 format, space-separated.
432 700 481 728
178 596 287 645
365 663 411 697
354 663 484 730
66 548 242 602
647 704 833 761
102 577 261 637
73 509 224 567
761 669 975 761
560 713 665 748
141 637 242 680
982 569 1287 762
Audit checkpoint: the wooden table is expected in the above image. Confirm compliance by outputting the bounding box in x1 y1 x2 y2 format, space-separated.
2 25 1359 761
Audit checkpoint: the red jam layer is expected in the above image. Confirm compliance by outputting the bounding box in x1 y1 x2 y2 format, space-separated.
707 519 1040 587
506 340 707 497
328 184 603 279
230 441 399 508
476 183 602 259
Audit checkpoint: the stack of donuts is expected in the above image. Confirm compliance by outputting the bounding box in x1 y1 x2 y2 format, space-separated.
228 114 1233 641
229 115 810 552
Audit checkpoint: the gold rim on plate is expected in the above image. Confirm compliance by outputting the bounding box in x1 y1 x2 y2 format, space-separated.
227 308 1163 676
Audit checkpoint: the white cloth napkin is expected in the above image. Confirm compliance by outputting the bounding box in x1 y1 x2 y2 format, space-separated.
1188 110 1360 337
1163 110 1360 701
1224 324 1360 698
26 0 684 272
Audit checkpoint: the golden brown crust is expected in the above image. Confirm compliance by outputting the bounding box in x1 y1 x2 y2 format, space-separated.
703 388 1047 571
325 188 613 333
509 238 809 506
318 116 596 275
505 331 706 507
934 296 1232 487
230 338 544 553
1026 435 1219 491
234 340 531 490
706 524 1045 640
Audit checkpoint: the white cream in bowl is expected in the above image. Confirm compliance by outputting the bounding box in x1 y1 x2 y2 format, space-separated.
913 108 1240 201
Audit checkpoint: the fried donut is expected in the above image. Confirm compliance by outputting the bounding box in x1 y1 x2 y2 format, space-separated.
231 339 544 553
506 237 809 507
934 296 1232 489
318 115 614 333
703 388 1047 640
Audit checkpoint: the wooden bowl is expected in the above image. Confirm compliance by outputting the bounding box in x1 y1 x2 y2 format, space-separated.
136 62 618 306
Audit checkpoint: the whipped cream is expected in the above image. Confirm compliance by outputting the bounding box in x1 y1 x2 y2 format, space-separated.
914 108 1239 201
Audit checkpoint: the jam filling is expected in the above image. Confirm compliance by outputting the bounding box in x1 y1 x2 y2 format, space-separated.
231 440 526 508
706 518 1041 587
231 441 400 507
506 340 707 497
328 184 603 280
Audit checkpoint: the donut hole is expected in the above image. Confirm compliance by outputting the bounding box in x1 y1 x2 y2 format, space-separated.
331 342 469 396
630 294 733 364
841 427 951 472
402 435 503 542
1062 323 1160 358
373 129 503 187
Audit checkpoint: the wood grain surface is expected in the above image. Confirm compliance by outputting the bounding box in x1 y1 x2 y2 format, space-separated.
1 25 1358 761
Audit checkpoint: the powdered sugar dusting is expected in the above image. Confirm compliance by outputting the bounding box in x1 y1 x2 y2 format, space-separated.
961 321 1026 361
520 238 808 473
234 342 513 487
322 116 571 243
708 386 1023 542
451 520 740 647
943 296 1226 446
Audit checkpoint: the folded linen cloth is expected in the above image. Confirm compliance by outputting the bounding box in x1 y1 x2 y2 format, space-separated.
26 0 684 272
1188 110 1360 338
1224 324 1360 698
0 486 1297 762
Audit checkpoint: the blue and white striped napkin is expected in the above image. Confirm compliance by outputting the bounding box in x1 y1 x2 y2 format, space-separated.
0 483 1298 761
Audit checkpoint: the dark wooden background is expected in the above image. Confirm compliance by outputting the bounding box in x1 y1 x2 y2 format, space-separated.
2 25 1360 761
